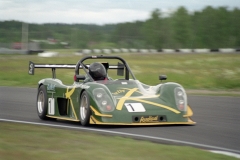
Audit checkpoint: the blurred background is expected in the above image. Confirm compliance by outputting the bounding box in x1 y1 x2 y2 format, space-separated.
0 0 240 53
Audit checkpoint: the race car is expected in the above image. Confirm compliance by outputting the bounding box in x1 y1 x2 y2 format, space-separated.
28 55 195 126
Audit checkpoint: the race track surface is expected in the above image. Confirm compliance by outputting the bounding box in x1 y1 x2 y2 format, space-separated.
0 86 240 154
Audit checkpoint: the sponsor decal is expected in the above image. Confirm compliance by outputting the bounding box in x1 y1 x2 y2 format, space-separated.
112 89 125 95
139 116 159 123
132 115 166 123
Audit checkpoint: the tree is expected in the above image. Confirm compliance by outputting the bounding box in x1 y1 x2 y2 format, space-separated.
111 21 144 48
142 9 165 49
171 7 193 48
230 8 240 48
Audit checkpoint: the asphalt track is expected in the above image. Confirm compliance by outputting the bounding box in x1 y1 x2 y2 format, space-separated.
0 86 240 154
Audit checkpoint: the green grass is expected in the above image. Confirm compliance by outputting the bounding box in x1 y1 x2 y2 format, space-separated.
0 122 237 160
0 52 240 90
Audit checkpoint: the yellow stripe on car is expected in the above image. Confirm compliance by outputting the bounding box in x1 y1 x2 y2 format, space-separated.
90 106 113 117
65 87 78 120
183 105 194 117
116 88 138 110
126 98 180 114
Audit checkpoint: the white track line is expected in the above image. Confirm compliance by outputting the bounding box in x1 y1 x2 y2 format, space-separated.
1 118 240 155
210 150 240 158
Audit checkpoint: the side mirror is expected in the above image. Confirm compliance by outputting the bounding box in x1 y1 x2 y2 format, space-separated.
74 75 86 82
159 75 167 81
117 62 124 76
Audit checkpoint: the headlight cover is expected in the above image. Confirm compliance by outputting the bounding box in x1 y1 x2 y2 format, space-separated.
174 87 187 111
93 88 115 112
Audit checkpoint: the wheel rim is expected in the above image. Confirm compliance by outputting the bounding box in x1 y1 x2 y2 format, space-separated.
80 95 88 120
37 91 44 114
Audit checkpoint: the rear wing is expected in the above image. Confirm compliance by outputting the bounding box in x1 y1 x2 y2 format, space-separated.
29 61 76 78
28 61 125 79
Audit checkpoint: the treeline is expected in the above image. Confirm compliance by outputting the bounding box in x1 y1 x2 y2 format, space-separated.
0 6 240 49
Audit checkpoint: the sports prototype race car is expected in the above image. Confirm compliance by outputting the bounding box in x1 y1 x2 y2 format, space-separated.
29 55 195 126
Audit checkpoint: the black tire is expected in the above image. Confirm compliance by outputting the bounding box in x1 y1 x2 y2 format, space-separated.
79 91 91 126
36 85 48 120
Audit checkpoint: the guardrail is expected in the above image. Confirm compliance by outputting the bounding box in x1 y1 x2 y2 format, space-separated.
0 47 239 55
75 48 240 55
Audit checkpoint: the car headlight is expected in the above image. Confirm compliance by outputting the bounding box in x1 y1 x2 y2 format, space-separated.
96 92 103 98
93 88 115 112
174 87 187 111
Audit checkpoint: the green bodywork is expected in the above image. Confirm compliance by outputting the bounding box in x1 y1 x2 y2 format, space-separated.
31 55 195 125
38 78 195 125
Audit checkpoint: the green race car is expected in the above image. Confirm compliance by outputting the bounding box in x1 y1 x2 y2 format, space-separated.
29 55 195 126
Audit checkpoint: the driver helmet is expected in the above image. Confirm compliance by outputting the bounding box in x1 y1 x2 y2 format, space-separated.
89 62 107 80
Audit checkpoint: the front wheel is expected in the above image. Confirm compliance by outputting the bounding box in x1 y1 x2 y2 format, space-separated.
36 85 48 120
79 91 91 126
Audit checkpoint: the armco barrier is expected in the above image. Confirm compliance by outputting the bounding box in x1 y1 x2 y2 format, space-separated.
219 48 236 53
193 49 210 53
93 49 101 54
1 47 239 55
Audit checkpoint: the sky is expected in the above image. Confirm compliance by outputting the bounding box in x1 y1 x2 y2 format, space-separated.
1 0 240 25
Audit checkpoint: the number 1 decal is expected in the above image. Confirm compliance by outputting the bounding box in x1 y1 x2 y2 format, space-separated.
48 98 55 115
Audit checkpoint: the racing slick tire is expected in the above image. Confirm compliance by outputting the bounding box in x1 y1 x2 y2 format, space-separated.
36 85 49 120
79 91 91 126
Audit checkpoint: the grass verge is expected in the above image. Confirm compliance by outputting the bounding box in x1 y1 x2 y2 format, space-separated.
0 52 240 91
0 122 237 160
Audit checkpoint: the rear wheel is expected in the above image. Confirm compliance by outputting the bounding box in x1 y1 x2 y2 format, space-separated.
79 91 91 126
37 85 48 120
